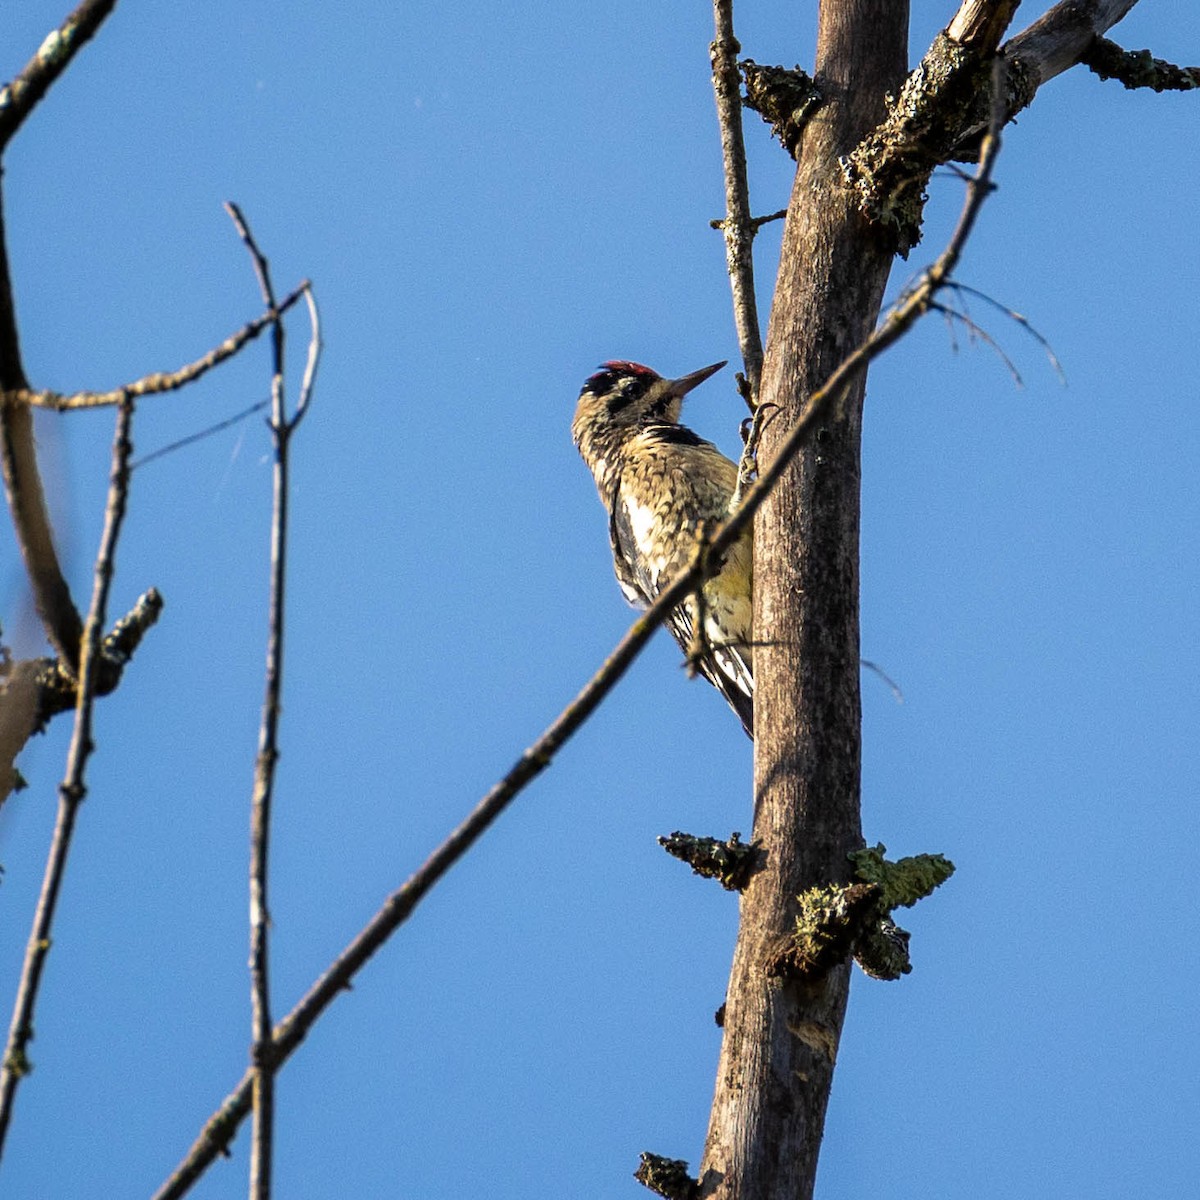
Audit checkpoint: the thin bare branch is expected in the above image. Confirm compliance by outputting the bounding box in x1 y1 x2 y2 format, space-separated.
941 281 1067 383
710 0 764 407
290 287 322 432
750 208 788 231
0 389 137 1156
931 300 1026 387
224 200 288 1200
4 284 309 412
222 202 319 1200
151 63 1010 1200
0 0 119 152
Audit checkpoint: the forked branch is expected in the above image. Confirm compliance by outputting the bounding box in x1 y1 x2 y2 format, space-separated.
222 200 322 1200
4 286 310 411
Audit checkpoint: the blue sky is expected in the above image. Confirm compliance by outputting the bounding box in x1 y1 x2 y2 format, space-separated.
1 3 1197 1197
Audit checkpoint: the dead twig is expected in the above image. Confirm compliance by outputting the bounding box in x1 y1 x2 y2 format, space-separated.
1081 36 1200 91
0 388 138 1154
0 0 119 152
931 300 1026 387
4 284 309 412
223 200 321 1200
943 281 1066 382
710 0 764 408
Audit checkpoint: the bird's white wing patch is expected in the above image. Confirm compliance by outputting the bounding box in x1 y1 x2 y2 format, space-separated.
623 498 659 564
616 578 643 607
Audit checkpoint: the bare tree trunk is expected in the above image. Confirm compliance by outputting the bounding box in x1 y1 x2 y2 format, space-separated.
699 3 908 1197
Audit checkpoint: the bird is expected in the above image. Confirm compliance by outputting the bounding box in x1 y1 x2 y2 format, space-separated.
572 359 754 737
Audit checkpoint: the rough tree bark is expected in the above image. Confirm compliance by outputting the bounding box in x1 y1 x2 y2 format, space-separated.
699 3 908 1197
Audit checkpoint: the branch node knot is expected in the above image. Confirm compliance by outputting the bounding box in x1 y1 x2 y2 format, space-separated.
657 830 761 891
842 35 1030 255
769 882 883 980
740 60 822 159
635 1152 698 1200
847 843 956 980
769 845 954 983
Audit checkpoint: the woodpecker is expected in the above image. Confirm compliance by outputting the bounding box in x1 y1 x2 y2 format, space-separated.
572 360 754 737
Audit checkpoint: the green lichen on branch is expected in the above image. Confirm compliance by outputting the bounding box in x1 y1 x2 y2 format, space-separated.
1081 37 1200 93
657 830 760 891
847 843 955 980
740 60 821 159
849 843 955 909
635 1152 697 1200
774 845 954 982
771 882 882 979
842 34 1033 255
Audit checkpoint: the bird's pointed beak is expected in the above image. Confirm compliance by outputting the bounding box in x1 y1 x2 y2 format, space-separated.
668 360 727 398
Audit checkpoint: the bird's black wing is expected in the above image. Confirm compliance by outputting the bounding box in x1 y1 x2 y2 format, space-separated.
607 480 754 738
663 604 754 739
606 482 652 608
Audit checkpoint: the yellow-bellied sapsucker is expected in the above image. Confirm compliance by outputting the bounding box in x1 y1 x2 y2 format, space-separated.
572 360 754 737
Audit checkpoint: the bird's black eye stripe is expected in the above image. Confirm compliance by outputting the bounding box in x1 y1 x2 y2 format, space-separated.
609 377 651 413
581 369 616 397
581 369 654 414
